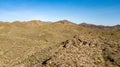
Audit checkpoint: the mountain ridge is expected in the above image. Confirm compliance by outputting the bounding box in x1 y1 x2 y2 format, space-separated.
0 20 120 28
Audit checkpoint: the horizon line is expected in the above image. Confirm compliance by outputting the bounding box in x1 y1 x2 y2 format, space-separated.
0 19 120 26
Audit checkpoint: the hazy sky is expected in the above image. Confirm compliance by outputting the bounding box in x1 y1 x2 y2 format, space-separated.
0 0 120 25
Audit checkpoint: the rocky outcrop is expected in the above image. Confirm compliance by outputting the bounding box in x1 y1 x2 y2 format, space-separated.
62 35 97 48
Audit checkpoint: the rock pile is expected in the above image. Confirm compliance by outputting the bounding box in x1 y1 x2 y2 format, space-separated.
62 35 98 48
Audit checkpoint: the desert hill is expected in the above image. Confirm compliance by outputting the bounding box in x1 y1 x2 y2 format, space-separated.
0 20 120 67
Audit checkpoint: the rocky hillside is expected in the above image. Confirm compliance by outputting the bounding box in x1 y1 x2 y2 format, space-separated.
0 20 120 67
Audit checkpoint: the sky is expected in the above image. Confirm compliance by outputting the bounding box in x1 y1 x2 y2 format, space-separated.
0 0 120 25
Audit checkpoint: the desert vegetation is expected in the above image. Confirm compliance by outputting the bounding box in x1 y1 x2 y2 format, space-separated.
0 20 120 67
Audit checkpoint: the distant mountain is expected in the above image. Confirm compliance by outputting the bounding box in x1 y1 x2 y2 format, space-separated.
54 20 76 25
79 23 120 29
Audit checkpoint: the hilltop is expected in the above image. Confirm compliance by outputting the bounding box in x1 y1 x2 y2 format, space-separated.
0 20 120 67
